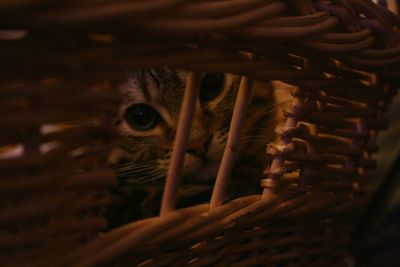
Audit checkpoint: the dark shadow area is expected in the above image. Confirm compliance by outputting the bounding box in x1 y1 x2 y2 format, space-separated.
352 153 400 267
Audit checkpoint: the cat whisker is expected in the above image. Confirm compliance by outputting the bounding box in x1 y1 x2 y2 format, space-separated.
119 172 165 185
116 168 161 177
138 175 166 185
113 163 157 172
117 166 163 176
113 161 156 168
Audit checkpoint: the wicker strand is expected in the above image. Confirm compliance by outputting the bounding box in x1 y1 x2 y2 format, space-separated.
210 76 254 209
160 72 201 216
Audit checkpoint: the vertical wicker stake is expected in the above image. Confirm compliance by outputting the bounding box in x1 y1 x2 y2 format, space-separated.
262 96 303 201
388 0 399 14
160 72 200 216
210 76 253 209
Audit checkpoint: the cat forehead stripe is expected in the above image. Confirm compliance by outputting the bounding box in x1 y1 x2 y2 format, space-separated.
145 70 162 103
123 77 146 103
124 71 160 103
137 70 152 101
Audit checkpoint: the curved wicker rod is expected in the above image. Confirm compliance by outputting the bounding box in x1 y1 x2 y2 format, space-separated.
290 0 318 14
237 16 338 39
135 1 287 33
160 72 200 216
38 126 114 145
266 250 344 266
314 28 372 43
0 142 110 169
161 240 240 267
282 194 347 218
116 199 293 265
147 196 259 246
314 1 361 32
0 192 73 226
176 242 239 267
170 0 274 18
358 42 400 57
330 86 392 102
293 83 382 102
54 198 363 266
1 44 398 81
347 0 393 31
0 48 243 79
58 217 158 267
292 125 373 146
290 79 384 93
0 216 106 248
258 11 330 26
216 238 294 266
0 81 113 98
0 110 107 128
106 225 321 266
63 196 256 266
340 54 400 67
174 243 236 267
358 18 394 46
255 69 322 80
2 148 107 179
0 169 115 195
250 195 349 225
210 76 254 209
299 36 375 52
74 205 207 267
30 237 98 267
190 58 289 74
328 195 369 215
298 112 387 132
216 231 348 267
0 95 120 116
70 195 283 266
284 150 346 166
0 0 39 9
30 0 187 24
0 190 112 227
0 41 181 63
309 108 378 119
184 196 308 242
28 90 120 109
0 145 75 172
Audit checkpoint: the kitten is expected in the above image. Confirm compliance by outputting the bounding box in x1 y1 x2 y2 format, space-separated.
105 69 277 227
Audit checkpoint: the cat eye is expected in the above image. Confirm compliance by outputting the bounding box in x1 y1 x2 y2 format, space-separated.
124 104 161 130
199 73 224 101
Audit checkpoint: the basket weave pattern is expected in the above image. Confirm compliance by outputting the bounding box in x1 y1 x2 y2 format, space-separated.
1 0 399 266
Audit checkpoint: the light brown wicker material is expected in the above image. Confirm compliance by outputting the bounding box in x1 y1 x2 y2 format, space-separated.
1 0 399 266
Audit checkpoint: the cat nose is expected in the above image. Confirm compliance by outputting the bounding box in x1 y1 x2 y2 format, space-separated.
187 141 207 158
187 136 212 159
108 148 131 167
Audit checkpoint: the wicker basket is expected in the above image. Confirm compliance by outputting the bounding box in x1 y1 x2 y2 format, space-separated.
1 1 400 266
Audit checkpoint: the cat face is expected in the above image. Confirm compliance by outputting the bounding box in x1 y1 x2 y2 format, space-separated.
109 69 273 184
106 69 278 224
109 69 242 184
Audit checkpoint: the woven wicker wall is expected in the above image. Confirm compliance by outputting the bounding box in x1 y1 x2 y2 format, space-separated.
1 1 400 266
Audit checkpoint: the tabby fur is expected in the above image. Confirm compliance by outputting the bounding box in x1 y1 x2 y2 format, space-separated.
106 69 279 227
